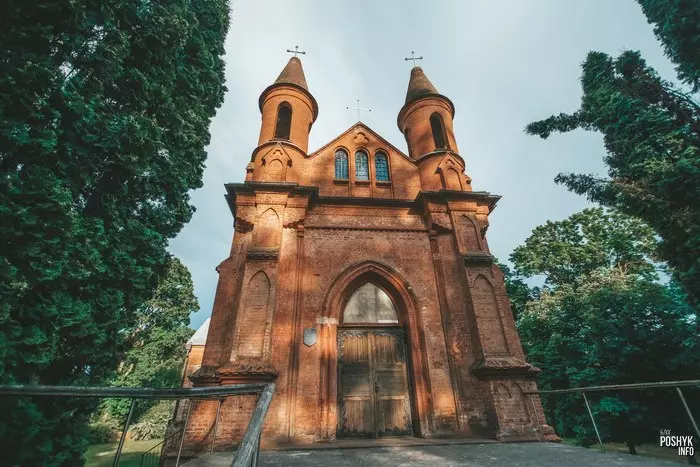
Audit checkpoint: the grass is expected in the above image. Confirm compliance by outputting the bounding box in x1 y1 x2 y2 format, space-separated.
560 437 691 464
84 439 163 467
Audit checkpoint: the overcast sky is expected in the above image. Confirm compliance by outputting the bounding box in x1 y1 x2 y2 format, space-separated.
169 0 678 331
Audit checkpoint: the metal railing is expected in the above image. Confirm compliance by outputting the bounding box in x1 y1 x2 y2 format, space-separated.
0 382 276 467
140 426 183 467
525 379 700 452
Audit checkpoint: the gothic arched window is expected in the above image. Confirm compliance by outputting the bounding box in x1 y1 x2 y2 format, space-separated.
343 283 398 324
355 150 369 180
335 149 349 179
430 112 448 150
274 102 292 140
375 152 390 181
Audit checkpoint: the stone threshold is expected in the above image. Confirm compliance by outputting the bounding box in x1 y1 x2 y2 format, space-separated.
263 436 500 451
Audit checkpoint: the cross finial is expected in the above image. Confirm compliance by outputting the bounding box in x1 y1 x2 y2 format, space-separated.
286 45 306 58
346 99 371 122
404 51 423 67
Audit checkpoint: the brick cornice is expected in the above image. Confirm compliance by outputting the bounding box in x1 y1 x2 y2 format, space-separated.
464 252 494 265
471 356 541 379
417 190 501 213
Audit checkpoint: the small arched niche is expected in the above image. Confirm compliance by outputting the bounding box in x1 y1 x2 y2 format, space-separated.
254 208 281 248
343 283 398 324
267 159 285 181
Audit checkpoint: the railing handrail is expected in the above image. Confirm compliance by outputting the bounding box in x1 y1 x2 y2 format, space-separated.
0 382 277 467
0 383 269 399
524 379 700 395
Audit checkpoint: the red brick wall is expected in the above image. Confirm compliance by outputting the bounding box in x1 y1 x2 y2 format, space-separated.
171 97 556 454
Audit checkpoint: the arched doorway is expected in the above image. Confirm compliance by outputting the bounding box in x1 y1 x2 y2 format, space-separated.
337 282 413 438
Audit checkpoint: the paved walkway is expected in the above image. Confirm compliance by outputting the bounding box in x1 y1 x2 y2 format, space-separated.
183 442 684 466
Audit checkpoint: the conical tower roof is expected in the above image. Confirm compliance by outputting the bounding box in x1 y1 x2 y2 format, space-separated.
259 57 318 120
274 56 309 91
398 66 455 125
405 67 439 104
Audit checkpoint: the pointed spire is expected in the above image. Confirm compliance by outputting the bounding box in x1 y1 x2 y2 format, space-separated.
405 66 439 104
274 56 309 91
259 56 317 122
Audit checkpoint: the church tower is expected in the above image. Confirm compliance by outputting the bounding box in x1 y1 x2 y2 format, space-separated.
170 56 557 459
399 66 471 192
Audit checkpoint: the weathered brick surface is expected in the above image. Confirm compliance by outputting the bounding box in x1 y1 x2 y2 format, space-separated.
164 60 557 460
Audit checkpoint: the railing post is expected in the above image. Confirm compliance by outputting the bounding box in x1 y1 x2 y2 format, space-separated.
232 383 276 467
211 399 223 453
582 392 605 453
251 431 261 467
529 394 545 441
676 387 700 440
114 398 137 466
176 399 193 467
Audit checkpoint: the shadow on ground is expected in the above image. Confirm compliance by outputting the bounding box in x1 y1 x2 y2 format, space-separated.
182 442 685 466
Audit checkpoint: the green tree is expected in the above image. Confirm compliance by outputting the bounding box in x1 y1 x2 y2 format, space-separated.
637 0 700 90
0 1 228 465
96 257 197 439
512 209 699 454
106 257 197 416
525 0 700 320
511 208 659 287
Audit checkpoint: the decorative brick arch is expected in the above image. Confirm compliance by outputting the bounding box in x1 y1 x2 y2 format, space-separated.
259 144 292 182
436 155 465 191
317 261 433 439
471 274 510 354
254 208 281 248
457 213 483 251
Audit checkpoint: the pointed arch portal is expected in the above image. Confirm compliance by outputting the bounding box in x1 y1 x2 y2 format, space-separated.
318 261 432 440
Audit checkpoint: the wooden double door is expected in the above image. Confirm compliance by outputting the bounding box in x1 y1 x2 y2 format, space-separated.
337 328 413 437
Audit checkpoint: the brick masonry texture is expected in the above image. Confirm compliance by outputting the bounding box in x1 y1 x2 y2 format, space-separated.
165 59 558 459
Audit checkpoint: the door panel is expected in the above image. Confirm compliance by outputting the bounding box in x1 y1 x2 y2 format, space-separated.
338 329 412 437
373 332 412 436
338 332 374 437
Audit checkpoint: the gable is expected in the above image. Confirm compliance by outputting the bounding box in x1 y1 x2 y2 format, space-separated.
303 123 421 200
308 123 412 163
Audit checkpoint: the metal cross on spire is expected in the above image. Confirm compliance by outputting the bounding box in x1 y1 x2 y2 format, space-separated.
346 99 371 122
404 51 423 67
286 45 306 58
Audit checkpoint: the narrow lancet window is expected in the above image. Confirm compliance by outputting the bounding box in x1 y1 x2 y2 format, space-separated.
355 150 369 180
335 149 349 179
430 112 448 150
274 102 292 140
375 152 390 181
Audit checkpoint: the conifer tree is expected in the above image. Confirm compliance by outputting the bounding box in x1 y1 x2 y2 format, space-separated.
526 1 700 319
0 1 229 464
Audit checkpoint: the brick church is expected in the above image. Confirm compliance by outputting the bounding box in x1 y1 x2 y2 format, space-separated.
175 56 557 453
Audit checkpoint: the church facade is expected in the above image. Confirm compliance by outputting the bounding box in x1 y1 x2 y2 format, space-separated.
176 56 557 453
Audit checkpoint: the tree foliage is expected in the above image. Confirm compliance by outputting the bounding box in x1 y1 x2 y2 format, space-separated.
0 1 228 464
525 0 700 319
511 208 659 287
637 0 700 90
104 257 196 417
510 209 699 452
94 257 197 440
